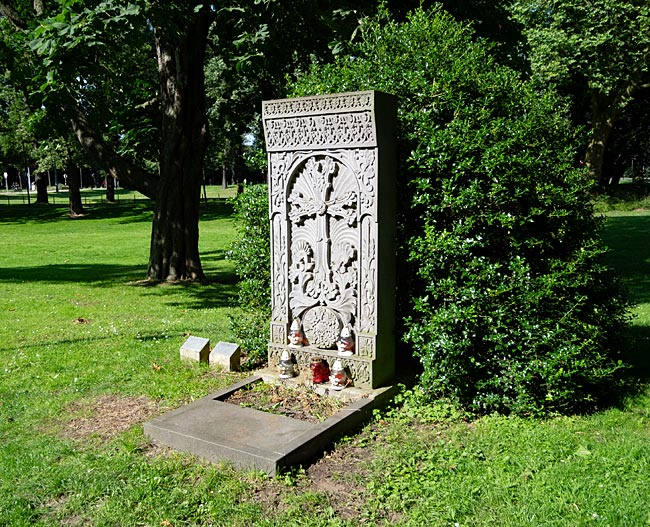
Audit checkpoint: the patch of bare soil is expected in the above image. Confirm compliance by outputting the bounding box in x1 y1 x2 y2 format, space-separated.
224 383 400 520
57 394 158 442
224 383 344 423
248 421 402 523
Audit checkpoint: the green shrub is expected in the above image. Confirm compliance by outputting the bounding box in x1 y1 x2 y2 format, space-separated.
291 7 631 415
228 184 270 365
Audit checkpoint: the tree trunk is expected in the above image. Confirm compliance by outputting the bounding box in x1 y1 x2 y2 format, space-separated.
66 162 84 217
584 92 620 188
106 174 115 203
34 171 48 204
147 9 212 281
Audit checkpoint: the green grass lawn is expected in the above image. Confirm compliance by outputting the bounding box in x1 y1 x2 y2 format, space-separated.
1 199 649 526
0 183 238 206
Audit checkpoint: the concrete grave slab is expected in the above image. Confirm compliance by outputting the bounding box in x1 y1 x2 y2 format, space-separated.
144 375 396 475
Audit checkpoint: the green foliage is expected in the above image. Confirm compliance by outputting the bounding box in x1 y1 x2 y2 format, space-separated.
510 0 650 185
376 384 469 426
511 0 650 93
291 7 631 415
228 184 271 364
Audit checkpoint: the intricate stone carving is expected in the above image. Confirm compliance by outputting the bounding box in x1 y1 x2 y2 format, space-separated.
348 149 376 214
357 335 375 359
357 216 377 333
271 323 286 345
302 306 341 349
287 156 358 326
264 91 396 389
271 217 287 322
263 92 374 119
346 359 371 386
265 113 375 151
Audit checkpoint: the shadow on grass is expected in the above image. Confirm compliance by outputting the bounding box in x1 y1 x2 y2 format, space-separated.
602 214 650 304
623 325 650 383
199 199 234 221
0 331 202 357
0 198 233 225
0 263 239 309
159 278 239 310
0 202 153 225
0 334 122 355
0 263 147 283
0 264 238 291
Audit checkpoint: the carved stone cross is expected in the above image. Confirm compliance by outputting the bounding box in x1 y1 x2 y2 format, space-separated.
288 156 356 312
263 90 397 389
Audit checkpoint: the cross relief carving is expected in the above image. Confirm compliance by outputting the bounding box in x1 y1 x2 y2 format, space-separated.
287 156 359 347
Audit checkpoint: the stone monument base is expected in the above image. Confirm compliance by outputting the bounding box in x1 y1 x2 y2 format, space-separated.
268 344 391 389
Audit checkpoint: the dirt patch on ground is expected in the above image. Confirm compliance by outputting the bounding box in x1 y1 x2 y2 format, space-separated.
246 442 376 519
42 494 91 527
302 444 375 519
56 394 158 442
247 421 402 523
223 382 345 423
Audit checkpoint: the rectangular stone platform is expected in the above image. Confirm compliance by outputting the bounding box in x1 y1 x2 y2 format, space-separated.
144 375 395 475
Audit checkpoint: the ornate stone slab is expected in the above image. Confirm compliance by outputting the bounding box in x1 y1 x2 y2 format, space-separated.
262 91 397 389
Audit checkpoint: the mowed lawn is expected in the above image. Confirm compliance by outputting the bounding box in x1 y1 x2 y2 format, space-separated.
1 198 649 526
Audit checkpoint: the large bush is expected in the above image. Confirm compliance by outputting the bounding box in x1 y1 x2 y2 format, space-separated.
291 7 630 415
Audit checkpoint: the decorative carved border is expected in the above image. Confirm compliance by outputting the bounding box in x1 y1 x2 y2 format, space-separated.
356 335 376 359
263 91 374 118
270 323 286 345
264 112 376 151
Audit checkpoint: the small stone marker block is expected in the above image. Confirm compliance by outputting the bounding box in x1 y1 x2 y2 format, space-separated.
209 341 241 371
180 336 210 363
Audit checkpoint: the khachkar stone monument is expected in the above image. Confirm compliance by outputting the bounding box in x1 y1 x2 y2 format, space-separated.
262 90 397 389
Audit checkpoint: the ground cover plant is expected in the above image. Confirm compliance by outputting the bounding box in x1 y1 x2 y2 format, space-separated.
1 197 649 526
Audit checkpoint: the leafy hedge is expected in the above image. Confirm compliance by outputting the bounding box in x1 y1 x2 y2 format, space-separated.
289 7 630 415
228 184 271 365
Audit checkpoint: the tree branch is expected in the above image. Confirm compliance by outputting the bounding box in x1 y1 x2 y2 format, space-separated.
68 101 159 199
0 1 28 30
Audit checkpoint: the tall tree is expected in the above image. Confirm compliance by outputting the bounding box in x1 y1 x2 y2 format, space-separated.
146 1 213 280
0 0 207 280
1 0 366 281
511 0 650 186
605 88 650 183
